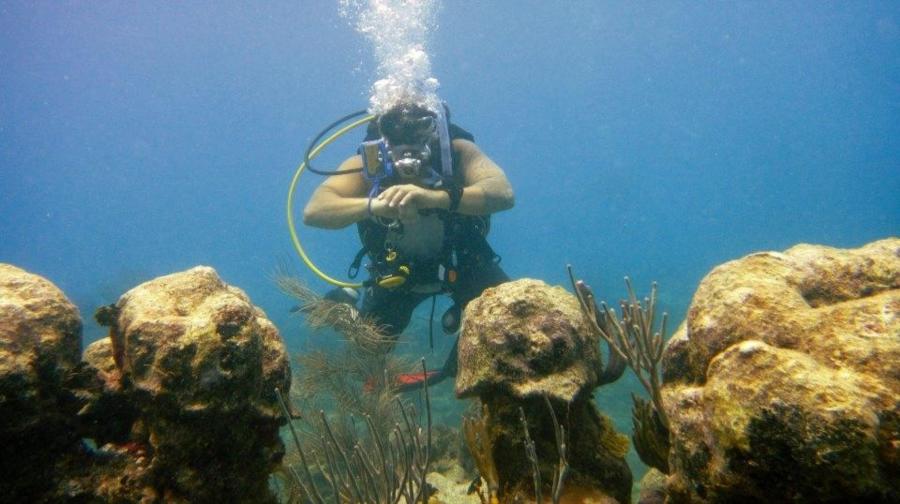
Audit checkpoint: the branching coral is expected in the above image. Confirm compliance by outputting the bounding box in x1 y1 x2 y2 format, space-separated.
275 360 432 503
519 406 543 504
463 404 500 503
631 394 671 474
567 266 672 473
273 268 395 356
518 396 571 504
465 396 572 504
567 266 669 429
273 268 434 502
274 267 415 432
544 396 569 504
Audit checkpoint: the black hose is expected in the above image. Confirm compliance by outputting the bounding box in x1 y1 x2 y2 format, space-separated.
304 109 373 176
428 294 436 352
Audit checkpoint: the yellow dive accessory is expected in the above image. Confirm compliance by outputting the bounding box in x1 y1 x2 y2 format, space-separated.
376 265 410 288
286 113 375 288
374 249 410 288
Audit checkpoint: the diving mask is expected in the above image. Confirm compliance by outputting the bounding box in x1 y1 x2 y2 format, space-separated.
362 105 446 182
378 111 437 146
380 111 437 179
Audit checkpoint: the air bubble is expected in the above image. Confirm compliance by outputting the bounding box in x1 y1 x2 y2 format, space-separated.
340 0 443 114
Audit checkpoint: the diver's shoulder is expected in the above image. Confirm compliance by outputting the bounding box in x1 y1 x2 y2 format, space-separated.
451 137 478 150
338 154 364 171
451 138 481 160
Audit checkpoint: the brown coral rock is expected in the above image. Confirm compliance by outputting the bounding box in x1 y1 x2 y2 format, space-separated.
109 266 291 502
114 266 289 413
661 238 899 503
455 279 631 503
636 468 667 504
0 263 83 499
0 263 82 374
456 278 601 402
75 338 138 446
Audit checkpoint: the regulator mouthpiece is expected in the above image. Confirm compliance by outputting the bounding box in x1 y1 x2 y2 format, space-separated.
390 143 432 179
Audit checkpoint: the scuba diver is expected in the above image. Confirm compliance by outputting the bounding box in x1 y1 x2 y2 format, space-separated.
303 102 514 390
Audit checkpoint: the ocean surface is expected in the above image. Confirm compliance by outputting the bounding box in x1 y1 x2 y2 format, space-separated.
2 0 898 490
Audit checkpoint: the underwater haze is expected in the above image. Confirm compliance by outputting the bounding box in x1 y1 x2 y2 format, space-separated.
2 0 899 484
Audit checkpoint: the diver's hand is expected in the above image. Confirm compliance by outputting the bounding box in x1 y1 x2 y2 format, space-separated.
378 184 446 212
367 195 421 223
378 184 444 223
368 198 401 220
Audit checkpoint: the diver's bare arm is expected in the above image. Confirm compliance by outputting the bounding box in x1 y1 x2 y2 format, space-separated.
303 156 391 229
303 189 370 229
454 139 515 215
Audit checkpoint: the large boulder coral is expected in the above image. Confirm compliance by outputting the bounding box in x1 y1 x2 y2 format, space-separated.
93 265 292 502
0 264 293 502
456 278 601 401
0 264 83 499
110 266 289 418
661 238 899 503
456 279 631 503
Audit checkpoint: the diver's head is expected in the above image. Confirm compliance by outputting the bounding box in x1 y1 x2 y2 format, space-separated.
377 103 438 179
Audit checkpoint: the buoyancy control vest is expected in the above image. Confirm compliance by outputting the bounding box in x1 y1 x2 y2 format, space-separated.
350 120 499 292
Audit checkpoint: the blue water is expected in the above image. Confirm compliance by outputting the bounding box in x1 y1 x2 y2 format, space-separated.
2 0 898 487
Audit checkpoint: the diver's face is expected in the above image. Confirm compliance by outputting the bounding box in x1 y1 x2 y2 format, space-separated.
385 116 436 179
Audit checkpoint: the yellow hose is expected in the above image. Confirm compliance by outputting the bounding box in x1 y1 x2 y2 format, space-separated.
286 114 375 288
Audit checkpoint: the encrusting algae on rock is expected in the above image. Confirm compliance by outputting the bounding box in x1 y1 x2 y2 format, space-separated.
0 264 84 500
659 238 899 503
91 266 292 502
3 238 897 503
0 264 292 502
456 278 632 504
